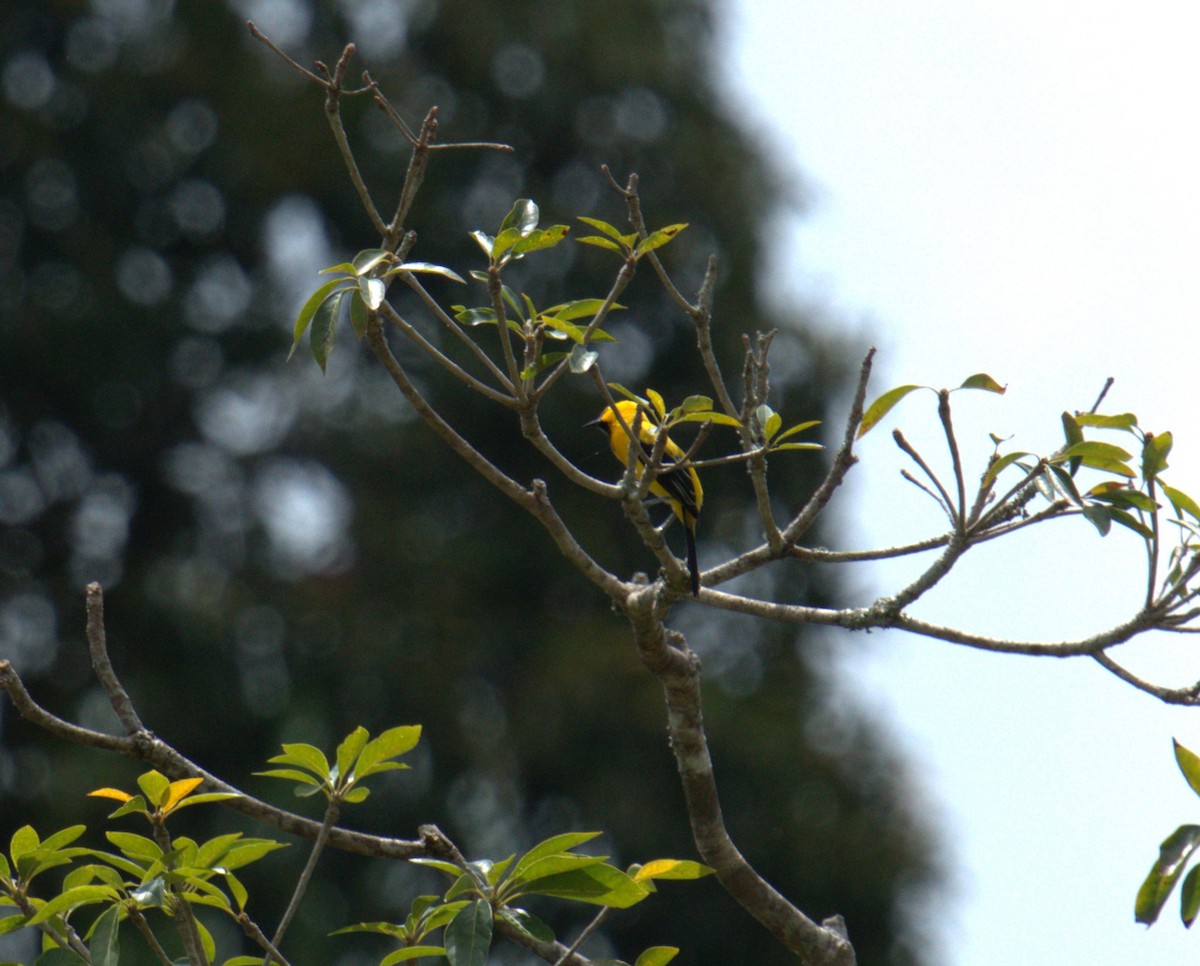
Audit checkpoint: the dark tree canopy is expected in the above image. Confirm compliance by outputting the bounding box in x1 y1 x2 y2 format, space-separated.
0 2 940 963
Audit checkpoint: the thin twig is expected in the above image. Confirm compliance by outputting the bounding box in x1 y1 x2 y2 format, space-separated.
781 348 874 545
267 803 340 959
936 389 967 528
85 583 143 734
1091 651 1200 705
552 908 610 966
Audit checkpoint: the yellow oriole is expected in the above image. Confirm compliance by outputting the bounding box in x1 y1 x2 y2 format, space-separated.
592 400 703 596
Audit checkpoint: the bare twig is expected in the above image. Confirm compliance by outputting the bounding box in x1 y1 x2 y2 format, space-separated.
268 802 340 958
1091 652 1200 705
86 582 143 734
781 348 874 545
936 389 967 528
623 587 856 965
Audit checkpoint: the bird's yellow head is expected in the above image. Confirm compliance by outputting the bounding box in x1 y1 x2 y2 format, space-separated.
596 400 645 431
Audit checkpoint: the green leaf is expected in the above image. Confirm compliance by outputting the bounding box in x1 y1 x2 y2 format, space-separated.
491 227 523 262
10 826 39 863
342 787 370 803
1175 741 1200 798
271 743 331 780
576 235 627 255
857 385 924 438
511 832 602 882
1182 865 1200 927
1046 464 1084 507
290 277 349 355
88 904 120 966
1143 431 1173 481
500 199 539 235
355 725 421 777
958 373 1005 393
635 223 688 257
393 261 467 284
416 900 469 935
507 854 605 892
520 864 649 908
218 839 288 871
106 832 162 862
1087 486 1157 513
675 411 741 428
0 912 30 936
774 419 820 444
358 275 386 311
1061 411 1084 476
336 727 371 784
352 249 392 275
635 948 680 966
310 289 348 374
253 768 323 787
543 298 622 323
1107 508 1155 540
171 792 239 810
1058 441 1133 463
576 217 629 242
982 450 1032 489
194 833 243 870
105 796 149 820
513 225 570 255
227 871 248 911
330 921 407 938
26 886 116 925
1164 484 1200 522
1073 412 1138 429
453 306 498 327
469 231 494 257
444 899 493 966
1081 505 1112 537
1136 824 1200 924
39 827 87 854
381 948 448 965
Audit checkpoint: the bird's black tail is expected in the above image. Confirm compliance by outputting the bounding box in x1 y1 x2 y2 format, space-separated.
685 525 700 596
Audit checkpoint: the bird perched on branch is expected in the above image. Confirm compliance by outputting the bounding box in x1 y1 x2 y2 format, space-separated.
592 399 703 596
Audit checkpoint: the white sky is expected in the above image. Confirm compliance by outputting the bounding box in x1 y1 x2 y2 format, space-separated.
727 4 1200 964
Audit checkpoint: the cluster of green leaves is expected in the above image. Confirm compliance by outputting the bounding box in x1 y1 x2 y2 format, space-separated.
290 248 465 372
982 411 1199 543
290 199 691 381
256 724 421 805
1137 741 1200 928
345 831 710 966
858 375 1200 564
0 725 710 966
0 772 281 966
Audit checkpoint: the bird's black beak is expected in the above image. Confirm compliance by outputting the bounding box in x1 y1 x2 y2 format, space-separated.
585 416 606 432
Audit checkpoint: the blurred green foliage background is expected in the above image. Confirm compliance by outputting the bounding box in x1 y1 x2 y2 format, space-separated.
0 1 941 962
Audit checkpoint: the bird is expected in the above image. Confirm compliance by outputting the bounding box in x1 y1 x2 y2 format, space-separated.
592 400 703 596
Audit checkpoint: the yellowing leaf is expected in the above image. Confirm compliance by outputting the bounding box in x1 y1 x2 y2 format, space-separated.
161 778 205 813
857 384 924 438
88 788 134 803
